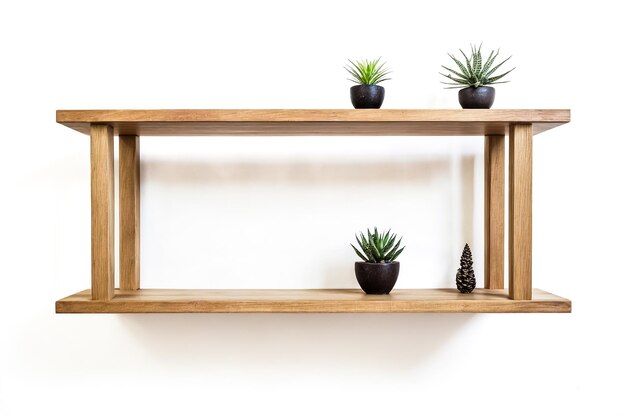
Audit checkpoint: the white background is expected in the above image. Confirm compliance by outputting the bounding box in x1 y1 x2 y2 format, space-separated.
1 1 624 416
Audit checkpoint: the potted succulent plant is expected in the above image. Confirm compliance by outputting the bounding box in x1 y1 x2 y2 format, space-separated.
440 44 515 109
345 58 391 109
351 228 405 294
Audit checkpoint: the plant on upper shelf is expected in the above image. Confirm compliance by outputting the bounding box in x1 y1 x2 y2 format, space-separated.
440 44 515 109
351 228 404 295
345 57 391 109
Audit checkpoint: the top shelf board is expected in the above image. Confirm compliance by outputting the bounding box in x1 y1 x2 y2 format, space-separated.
57 109 570 137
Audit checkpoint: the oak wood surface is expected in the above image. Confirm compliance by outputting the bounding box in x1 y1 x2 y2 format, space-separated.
56 109 570 136
484 135 505 289
56 288 571 313
119 135 140 290
62 110 569 308
509 124 533 300
90 125 115 300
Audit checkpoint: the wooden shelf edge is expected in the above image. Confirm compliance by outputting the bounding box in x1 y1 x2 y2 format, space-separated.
55 288 571 314
56 109 570 136
56 109 572 123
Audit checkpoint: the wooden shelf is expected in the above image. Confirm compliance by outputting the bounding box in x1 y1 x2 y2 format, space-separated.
56 109 570 136
56 288 571 314
56 108 572 314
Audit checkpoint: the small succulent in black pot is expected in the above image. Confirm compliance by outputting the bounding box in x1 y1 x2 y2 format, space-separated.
345 58 391 109
351 228 405 294
440 44 515 109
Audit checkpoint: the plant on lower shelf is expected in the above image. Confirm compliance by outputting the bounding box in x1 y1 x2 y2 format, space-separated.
456 243 476 293
345 57 391 109
351 228 404 295
440 44 515 109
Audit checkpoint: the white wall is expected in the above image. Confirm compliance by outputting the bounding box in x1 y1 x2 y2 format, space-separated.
1 1 624 415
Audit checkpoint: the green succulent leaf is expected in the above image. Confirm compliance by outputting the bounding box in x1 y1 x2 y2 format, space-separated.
352 228 405 263
484 55 512 78
382 229 390 246
441 65 470 81
440 73 470 85
441 44 514 88
390 247 405 262
351 244 369 262
486 68 515 84
345 57 391 86
460 49 472 75
447 53 470 78
389 237 402 256
383 237 395 253
370 243 381 262
472 43 483 74
481 49 497 75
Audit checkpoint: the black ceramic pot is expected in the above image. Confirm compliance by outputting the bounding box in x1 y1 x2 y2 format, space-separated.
458 86 495 109
354 261 399 294
350 85 385 109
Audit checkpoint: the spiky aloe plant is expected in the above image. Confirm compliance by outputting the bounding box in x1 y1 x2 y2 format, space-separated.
345 58 391 85
440 44 514 88
351 228 405 263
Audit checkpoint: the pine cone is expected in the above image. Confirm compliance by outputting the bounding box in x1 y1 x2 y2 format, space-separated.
456 243 476 293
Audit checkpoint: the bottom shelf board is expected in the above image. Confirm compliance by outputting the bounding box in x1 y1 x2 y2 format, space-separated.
56 288 571 313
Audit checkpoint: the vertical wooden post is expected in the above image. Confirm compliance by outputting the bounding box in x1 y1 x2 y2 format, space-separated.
484 135 505 289
509 124 533 300
119 135 140 290
90 124 115 300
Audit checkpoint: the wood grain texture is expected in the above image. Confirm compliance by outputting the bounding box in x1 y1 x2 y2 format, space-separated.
484 135 505 289
119 135 140 290
509 124 533 300
90 125 115 300
55 288 571 313
56 109 570 136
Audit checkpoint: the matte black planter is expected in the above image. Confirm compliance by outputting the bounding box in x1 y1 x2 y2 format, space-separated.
354 261 399 294
350 85 385 109
458 86 495 109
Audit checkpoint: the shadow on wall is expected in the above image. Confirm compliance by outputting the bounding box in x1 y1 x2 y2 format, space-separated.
117 155 477 369
119 313 473 374
138 155 477 288
141 158 460 184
